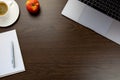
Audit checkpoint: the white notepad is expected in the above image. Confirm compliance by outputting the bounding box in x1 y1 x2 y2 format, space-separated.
0 30 25 78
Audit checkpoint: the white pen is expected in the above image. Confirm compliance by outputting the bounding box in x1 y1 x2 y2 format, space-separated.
11 41 16 68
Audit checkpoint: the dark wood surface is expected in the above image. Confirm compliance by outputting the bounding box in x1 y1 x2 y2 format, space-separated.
1 0 120 80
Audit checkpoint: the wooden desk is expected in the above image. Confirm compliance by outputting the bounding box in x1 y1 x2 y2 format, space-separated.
1 0 120 80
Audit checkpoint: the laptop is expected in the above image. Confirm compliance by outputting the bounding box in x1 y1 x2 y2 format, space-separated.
62 0 120 45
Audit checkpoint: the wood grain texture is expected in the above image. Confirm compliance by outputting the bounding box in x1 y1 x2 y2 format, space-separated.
1 0 120 80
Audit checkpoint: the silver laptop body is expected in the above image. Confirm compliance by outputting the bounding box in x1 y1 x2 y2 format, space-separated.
62 0 120 45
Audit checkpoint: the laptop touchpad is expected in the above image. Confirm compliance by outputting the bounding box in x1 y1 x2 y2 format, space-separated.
78 6 113 35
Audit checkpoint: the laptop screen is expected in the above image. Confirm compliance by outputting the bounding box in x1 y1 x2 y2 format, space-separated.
79 0 120 21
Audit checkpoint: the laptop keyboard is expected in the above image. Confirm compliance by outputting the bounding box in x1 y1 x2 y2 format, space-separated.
79 0 120 21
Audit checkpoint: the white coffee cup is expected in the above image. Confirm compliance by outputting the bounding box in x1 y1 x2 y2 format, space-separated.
0 0 13 18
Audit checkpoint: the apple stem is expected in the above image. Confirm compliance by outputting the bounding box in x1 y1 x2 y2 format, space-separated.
32 3 35 6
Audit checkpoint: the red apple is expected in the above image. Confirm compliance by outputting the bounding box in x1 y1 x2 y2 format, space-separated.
26 0 40 14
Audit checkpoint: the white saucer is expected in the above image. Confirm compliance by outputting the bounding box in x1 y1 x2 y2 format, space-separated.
0 1 19 27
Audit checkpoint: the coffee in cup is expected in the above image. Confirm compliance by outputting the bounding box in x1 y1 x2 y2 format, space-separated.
0 2 8 16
